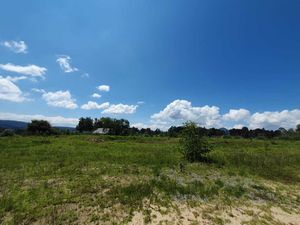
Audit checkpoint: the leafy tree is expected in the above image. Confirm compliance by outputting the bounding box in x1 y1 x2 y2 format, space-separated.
180 121 211 162
27 120 52 135
129 127 139 135
207 128 225 137
154 128 162 136
168 126 184 137
76 117 94 132
93 117 130 135
296 124 300 133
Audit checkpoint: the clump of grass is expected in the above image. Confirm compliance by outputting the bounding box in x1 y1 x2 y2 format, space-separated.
108 175 229 209
223 184 246 198
109 182 153 208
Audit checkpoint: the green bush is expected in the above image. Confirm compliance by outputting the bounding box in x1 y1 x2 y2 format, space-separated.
27 120 52 135
0 129 15 137
180 121 211 162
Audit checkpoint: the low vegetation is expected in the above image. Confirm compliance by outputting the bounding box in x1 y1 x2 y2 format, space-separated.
180 121 211 162
3 118 300 140
0 134 299 224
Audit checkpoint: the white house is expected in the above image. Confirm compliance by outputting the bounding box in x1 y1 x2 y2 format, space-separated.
93 128 109 134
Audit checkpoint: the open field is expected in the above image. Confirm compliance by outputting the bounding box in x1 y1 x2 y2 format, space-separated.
0 135 300 225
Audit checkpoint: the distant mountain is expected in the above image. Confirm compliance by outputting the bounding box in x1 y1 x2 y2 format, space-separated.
54 126 76 131
0 120 28 129
0 120 75 131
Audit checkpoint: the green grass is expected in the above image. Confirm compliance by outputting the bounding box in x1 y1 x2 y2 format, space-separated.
0 135 299 224
208 138 300 182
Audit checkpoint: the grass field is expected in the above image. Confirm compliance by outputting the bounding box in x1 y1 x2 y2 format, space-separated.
0 135 300 224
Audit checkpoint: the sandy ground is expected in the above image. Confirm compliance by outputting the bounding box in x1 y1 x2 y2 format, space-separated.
129 201 300 225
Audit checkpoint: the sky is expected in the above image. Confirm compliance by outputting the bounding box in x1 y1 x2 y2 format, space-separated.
0 0 300 130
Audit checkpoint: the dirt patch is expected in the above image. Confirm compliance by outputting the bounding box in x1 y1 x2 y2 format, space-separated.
271 207 300 225
129 200 300 225
87 137 105 143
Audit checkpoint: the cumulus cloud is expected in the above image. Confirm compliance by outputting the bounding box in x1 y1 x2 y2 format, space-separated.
91 93 101 98
42 90 78 109
233 124 245 129
135 100 300 131
0 63 47 78
81 101 109 110
0 77 29 102
151 100 221 128
97 85 110 92
1 40 28 53
131 122 148 129
56 55 78 73
130 122 166 131
0 112 78 127
223 108 250 121
249 110 300 130
102 104 138 114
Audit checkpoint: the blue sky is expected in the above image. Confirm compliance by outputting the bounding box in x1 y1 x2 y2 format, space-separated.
0 0 300 130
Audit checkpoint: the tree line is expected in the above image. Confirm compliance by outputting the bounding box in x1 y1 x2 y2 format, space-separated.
1 117 300 139
76 117 163 136
167 125 300 139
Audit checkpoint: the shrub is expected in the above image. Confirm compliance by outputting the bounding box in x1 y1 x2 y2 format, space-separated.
180 121 211 162
0 129 15 137
27 120 52 135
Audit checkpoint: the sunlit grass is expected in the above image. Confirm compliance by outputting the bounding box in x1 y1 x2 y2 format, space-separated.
0 135 299 224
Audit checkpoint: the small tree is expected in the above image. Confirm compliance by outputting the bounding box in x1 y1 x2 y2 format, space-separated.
180 121 211 162
76 117 94 132
296 124 300 133
27 120 52 135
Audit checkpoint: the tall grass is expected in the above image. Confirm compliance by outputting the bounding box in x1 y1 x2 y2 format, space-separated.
208 138 300 182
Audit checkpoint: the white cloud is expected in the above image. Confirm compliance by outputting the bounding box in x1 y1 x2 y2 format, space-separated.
0 112 78 127
102 103 138 114
1 40 28 53
4 75 27 82
137 101 145 105
42 90 78 109
233 124 245 129
31 88 46 93
139 100 300 131
151 100 221 128
0 77 28 102
91 93 101 98
249 110 300 130
97 85 110 92
56 55 78 73
131 122 148 129
0 63 47 78
81 101 109 110
131 122 164 131
223 109 250 121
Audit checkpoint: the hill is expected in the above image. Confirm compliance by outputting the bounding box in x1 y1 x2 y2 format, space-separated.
0 120 75 131
0 120 28 129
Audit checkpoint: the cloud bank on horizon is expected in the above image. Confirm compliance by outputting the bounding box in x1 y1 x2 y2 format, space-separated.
133 100 300 131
